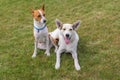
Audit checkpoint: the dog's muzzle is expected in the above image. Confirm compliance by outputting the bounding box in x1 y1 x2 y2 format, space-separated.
64 34 71 44
43 19 46 23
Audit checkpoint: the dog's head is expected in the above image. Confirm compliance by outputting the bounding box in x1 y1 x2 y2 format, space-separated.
55 19 80 44
32 4 46 23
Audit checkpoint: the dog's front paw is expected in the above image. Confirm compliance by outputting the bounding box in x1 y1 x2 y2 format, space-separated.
55 63 60 70
47 53 50 56
75 64 81 71
44 51 50 56
54 49 57 53
32 54 36 58
54 46 58 53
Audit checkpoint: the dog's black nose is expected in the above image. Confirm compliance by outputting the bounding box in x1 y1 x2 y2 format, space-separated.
43 20 46 23
66 34 69 38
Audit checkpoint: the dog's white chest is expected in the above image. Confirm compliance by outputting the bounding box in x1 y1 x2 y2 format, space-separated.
34 27 48 42
64 43 76 52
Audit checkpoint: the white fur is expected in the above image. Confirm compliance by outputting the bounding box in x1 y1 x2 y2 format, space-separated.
32 11 50 58
50 19 81 70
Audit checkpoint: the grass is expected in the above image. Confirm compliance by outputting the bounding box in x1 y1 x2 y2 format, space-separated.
0 0 120 80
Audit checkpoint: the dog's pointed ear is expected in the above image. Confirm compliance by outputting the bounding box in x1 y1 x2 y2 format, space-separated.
55 19 63 29
42 4 45 11
32 9 34 13
31 8 34 16
72 20 80 30
30 8 34 13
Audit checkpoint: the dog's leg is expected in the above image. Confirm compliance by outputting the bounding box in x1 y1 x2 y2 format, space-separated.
54 45 58 53
32 40 38 58
55 48 63 69
48 38 53 52
44 36 50 56
72 52 80 71
48 34 58 53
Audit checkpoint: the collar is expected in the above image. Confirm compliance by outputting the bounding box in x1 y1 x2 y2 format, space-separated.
34 24 46 33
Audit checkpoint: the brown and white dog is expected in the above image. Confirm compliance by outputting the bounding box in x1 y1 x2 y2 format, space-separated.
49 19 81 70
31 5 50 58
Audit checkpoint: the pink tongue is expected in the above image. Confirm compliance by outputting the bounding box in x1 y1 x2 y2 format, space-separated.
65 37 70 44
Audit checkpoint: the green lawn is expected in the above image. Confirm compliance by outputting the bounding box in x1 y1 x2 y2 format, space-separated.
0 0 120 80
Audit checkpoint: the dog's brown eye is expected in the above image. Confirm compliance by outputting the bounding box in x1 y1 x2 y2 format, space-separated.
69 29 72 31
43 14 45 16
38 15 41 17
63 28 66 30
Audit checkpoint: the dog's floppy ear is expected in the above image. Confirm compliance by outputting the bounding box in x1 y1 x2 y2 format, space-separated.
55 19 63 29
72 20 80 30
42 4 45 11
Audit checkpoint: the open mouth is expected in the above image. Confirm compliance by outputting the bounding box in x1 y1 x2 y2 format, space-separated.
64 37 71 44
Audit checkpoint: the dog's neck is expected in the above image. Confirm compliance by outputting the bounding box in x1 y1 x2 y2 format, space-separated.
34 19 45 28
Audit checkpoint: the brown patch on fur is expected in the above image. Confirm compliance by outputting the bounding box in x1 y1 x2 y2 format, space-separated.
39 9 45 16
32 10 41 21
49 34 59 45
32 5 45 22
54 38 59 45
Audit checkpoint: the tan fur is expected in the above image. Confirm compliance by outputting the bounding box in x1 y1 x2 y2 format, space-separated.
49 34 59 45
32 8 45 22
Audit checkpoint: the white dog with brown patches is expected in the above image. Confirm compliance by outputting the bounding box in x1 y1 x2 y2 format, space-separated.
31 5 50 58
49 19 81 70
